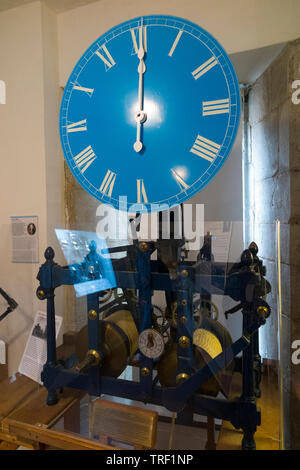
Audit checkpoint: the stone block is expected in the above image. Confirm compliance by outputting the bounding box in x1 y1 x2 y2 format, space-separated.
279 100 290 172
290 223 300 268
290 264 300 323
251 111 279 181
254 222 276 261
281 313 291 449
253 221 290 267
248 70 271 126
269 46 290 111
280 222 291 267
288 39 300 94
281 262 291 319
290 171 300 219
280 313 291 365
290 102 300 171
253 172 291 224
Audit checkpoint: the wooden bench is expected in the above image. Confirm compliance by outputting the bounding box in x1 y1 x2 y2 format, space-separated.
91 398 158 449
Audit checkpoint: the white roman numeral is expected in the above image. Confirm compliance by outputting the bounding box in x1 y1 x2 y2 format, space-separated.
192 56 218 80
137 179 148 203
67 119 87 133
73 85 94 95
130 26 147 54
171 169 189 191
96 45 116 69
74 145 96 173
99 169 116 196
130 29 139 55
190 135 220 162
202 98 230 116
168 30 183 57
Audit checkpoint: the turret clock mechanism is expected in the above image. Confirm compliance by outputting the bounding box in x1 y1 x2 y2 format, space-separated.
36 15 271 450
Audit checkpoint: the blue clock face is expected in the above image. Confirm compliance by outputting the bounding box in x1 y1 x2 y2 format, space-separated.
60 15 240 213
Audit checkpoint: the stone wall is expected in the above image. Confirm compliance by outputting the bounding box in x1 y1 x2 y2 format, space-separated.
63 162 101 333
246 39 300 449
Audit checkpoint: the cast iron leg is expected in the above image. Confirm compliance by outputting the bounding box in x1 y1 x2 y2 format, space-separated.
242 430 256 450
46 388 58 406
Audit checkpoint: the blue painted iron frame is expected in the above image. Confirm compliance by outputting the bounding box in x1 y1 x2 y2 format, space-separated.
37 242 270 450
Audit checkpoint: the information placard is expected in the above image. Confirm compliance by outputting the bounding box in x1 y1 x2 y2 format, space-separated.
19 311 62 384
11 215 39 263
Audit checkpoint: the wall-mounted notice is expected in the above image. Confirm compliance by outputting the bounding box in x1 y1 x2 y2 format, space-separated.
11 215 39 263
18 311 62 384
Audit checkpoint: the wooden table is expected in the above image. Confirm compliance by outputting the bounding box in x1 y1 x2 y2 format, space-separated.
0 332 117 450
0 373 116 450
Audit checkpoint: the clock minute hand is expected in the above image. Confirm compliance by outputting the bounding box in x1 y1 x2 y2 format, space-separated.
133 64 146 152
133 27 147 153
137 24 146 111
137 59 146 112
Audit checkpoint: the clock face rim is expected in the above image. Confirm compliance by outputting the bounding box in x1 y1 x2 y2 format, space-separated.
60 14 241 213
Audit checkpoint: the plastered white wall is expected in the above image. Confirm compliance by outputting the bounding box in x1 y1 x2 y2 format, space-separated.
0 1 63 376
57 0 300 86
0 2 47 376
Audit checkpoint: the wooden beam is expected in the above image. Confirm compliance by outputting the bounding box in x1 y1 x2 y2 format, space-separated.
0 440 19 450
0 431 37 449
2 419 119 450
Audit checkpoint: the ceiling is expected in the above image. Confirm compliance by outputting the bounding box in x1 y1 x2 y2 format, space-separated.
0 1 287 84
230 42 286 84
0 0 100 13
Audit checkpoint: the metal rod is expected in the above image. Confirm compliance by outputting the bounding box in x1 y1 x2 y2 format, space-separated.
46 291 56 365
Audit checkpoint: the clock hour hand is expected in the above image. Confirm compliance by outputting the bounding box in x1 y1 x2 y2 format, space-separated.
133 25 147 153
134 121 143 153
134 106 147 153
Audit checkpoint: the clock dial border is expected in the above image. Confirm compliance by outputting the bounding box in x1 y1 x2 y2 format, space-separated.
59 15 241 213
